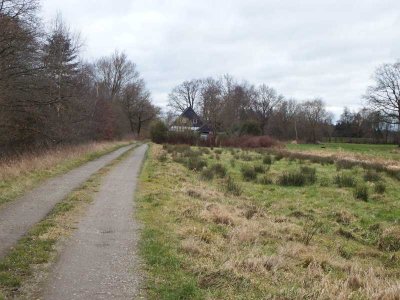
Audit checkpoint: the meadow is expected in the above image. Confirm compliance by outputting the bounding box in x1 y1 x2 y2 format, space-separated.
286 142 400 161
137 144 400 299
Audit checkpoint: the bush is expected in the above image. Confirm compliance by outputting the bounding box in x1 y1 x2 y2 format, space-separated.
335 172 356 187
239 121 262 136
364 170 381 182
167 131 198 145
354 184 369 201
150 121 168 144
374 181 386 194
263 155 273 165
225 176 242 196
214 149 223 155
241 166 257 181
210 163 227 178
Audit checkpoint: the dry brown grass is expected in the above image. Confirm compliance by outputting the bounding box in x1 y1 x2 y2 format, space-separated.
0 140 132 207
0 141 128 182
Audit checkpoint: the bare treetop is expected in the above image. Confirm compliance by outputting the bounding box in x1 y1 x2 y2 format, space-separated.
365 62 400 123
168 79 201 112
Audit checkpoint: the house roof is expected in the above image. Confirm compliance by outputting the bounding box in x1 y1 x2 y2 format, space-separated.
171 107 212 133
181 107 201 122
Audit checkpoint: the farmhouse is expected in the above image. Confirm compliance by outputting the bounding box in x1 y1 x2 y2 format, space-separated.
170 107 212 138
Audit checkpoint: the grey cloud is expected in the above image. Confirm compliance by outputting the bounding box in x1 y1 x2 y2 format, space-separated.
41 0 400 116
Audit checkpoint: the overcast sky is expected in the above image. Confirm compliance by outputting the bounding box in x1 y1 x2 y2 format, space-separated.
40 0 400 117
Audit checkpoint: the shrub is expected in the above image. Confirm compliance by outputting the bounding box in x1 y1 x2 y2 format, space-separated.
201 168 214 181
354 184 369 201
239 121 262 136
210 163 227 178
374 181 386 194
263 155 272 165
186 157 207 171
335 172 356 188
150 121 168 144
214 149 223 155
364 170 381 182
241 166 257 181
167 131 198 145
225 176 242 196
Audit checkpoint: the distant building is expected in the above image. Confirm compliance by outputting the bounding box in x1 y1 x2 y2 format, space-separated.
170 107 212 138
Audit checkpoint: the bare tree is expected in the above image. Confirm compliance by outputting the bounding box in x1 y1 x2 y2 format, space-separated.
200 78 223 132
168 79 201 112
95 51 138 101
365 62 400 145
252 84 283 134
122 80 159 135
301 99 332 143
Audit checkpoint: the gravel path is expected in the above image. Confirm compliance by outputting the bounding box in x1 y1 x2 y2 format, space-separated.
43 144 148 300
0 145 134 258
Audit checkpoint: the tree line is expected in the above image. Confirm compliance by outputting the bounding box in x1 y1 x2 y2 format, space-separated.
0 0 159 155
167 62 400 144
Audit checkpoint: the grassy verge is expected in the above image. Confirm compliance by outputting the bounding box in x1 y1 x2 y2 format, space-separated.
137 145 203 300
0 145 138 299
137 144 400 299
0 140 133 208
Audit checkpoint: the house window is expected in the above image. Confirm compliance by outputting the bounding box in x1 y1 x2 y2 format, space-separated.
193 119 198 125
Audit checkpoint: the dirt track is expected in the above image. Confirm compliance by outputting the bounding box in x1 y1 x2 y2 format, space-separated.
42 144 147 300
0 145 134 258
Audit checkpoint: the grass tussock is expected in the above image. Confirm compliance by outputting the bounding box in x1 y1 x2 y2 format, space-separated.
278 167 316 186
335 172 356 188
354 184 369 201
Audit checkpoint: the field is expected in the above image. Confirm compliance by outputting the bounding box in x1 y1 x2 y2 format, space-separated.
137 144 400 299
286 142 400 161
